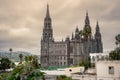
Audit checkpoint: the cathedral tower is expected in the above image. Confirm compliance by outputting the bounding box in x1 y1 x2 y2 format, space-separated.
83 11 92 38
41 4 54 67
95 21 103 53
42 4 54 42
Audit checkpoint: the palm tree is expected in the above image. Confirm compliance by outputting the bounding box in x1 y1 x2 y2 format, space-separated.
9 48 13 69
19 54 23 64
9 48 12 60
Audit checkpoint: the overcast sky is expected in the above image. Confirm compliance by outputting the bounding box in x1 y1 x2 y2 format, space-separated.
0 0 120 54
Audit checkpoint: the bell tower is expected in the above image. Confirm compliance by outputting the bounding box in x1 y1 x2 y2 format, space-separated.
42 4 54 42
41 4 54 67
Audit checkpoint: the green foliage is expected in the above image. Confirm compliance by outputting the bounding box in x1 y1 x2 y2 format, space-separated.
109 34 120 60
26 69 45 80
83 27 91 39
7 55 44 80
0 57 11 70
109 47 120 60
79 59 92 70
19 54 23 64
0 72 9 80
115 34 120 47
57 75 72 80
79 30 83 36
79 27 91 39
11 62 16 68
79 61 84 66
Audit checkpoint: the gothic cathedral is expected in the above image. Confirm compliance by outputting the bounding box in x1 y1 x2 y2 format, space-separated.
40 5 103 67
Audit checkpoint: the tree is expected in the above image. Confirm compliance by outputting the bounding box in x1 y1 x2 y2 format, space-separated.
109 34 120 60
7 55 44 80
9 48 12 60
83 27 91 40
19 54 23 64
109 47 120 60
79 30 83 37
115 34 120 47
57 75 72 80
79 60 91 70
0 58 11 71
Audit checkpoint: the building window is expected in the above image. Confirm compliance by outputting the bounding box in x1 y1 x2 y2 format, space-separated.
64 57 66 60
108 66 114 74
64 62 66 65
70 58 73 65
60 62 62 66
61 56 62 60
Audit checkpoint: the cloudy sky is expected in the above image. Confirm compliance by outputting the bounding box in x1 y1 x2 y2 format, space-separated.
0 0 120 54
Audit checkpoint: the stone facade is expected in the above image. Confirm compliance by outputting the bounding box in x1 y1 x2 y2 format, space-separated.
40 5 103 67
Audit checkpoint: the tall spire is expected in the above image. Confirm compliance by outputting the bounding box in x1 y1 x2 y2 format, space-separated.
71 32 74 40
95 20 103 53
86 10 88 16
46 4 50 18
95 20 101 38
85 11 90 25
83 11 92 38
75 26 80 40
96 21 100 32
75 26 79 33
42 4 53 42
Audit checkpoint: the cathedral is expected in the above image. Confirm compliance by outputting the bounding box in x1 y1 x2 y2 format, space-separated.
40 5 103 67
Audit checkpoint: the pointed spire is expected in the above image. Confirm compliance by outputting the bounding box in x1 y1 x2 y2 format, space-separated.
46 4 50 18
96 20 100 32
85 11 90 25
71 32 74 40
97 20 98 26
75 26 79 32
86 10 88 16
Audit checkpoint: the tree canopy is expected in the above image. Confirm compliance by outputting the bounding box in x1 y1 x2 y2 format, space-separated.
109 34 120 60
115 34 120 47
57 75 72 80
109 47 120 60
0 57 11 71
7 55 45 80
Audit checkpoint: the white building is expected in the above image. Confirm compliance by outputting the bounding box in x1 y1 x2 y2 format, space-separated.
41 67 85 77
71 73 96 80
90 53 109 64
41 60 120 80
96 61 120 80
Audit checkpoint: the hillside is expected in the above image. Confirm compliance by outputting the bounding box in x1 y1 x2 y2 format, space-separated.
0 51 32 62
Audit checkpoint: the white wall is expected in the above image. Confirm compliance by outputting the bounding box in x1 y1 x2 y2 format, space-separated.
96 61 120 80
90 53 109 64
71 74 96 80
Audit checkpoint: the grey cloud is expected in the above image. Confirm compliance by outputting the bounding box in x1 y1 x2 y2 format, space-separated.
0 0 120 54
